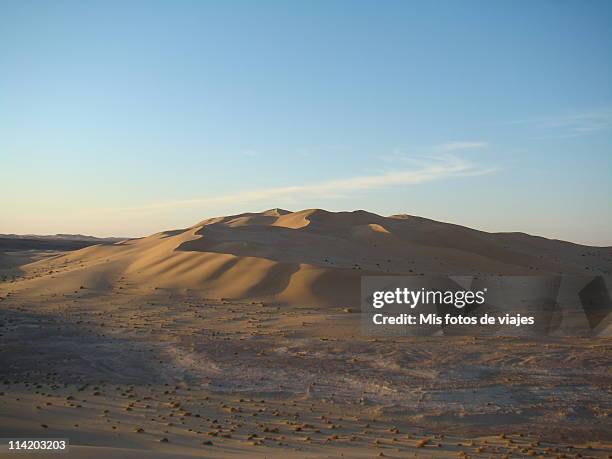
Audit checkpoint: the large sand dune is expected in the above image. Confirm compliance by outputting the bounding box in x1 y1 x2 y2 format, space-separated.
10 209 612 308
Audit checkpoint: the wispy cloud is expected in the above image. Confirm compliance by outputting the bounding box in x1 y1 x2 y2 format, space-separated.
540 111 612 137
439 141 488 151
379 141 488 164
121 155 495 213
506 109 612 139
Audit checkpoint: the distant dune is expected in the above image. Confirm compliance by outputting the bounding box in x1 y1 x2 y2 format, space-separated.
0 234 126 277
10 209 612 308
0 233 127 243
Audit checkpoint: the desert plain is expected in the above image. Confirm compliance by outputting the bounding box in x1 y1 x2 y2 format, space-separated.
1 209 611 458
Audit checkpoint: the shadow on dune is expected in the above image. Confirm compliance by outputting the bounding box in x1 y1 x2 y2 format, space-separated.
242 262 301 298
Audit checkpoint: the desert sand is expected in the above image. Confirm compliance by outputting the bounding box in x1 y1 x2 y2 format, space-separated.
1 209 611 458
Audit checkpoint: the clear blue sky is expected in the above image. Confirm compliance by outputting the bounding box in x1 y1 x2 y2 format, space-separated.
1 0 611 245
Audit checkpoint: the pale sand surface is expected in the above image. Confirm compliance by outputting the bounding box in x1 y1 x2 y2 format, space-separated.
1 209 611 457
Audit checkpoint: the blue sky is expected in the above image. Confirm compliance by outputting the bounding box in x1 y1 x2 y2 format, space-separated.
1 0 611 244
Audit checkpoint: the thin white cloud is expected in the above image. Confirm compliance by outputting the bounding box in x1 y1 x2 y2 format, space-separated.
379 141 488 164
541 111 612 137
439 141 488 151
122 155 495 213
504 109 612 138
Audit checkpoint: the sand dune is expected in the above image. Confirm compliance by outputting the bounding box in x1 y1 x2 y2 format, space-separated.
9 209 611 308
